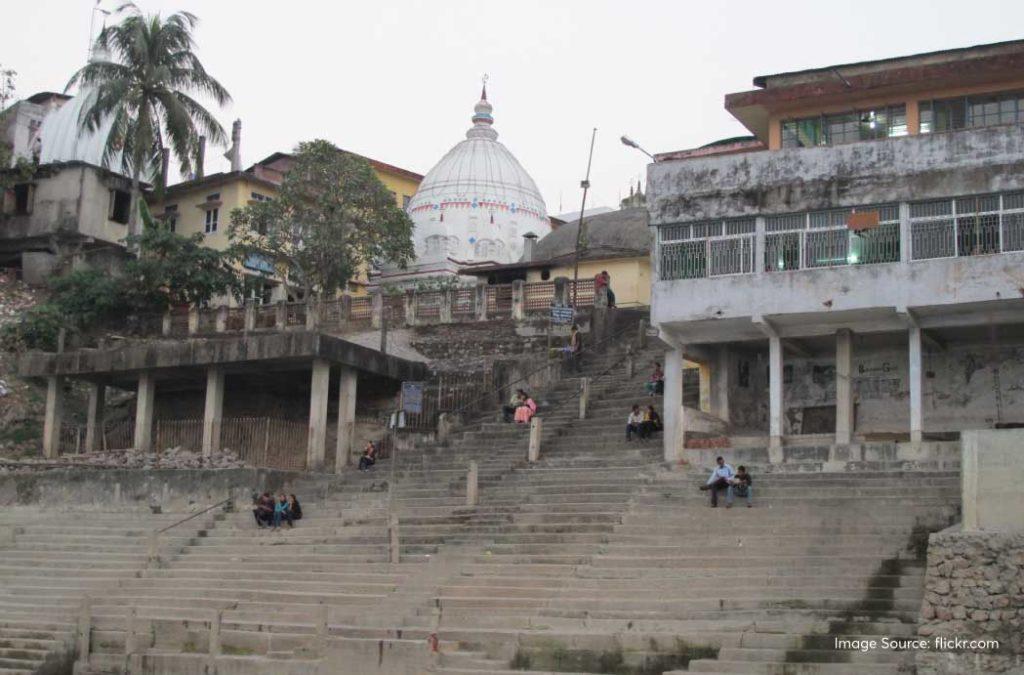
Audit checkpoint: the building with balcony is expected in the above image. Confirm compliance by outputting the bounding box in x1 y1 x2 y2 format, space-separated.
648 40 1024 461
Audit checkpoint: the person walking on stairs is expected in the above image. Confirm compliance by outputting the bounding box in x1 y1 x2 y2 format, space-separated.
701 456 735 507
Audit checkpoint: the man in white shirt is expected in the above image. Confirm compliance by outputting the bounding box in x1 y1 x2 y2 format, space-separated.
702 456 735 507
626 405 644 442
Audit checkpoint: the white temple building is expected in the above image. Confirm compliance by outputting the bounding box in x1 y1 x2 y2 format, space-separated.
385 84 550 283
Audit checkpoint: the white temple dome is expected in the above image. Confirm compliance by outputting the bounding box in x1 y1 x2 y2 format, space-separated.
407 85 550 266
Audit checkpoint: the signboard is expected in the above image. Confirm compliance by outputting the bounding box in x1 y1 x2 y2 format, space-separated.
645 326 660 338
550 306 575 325
847 210 880 232
401 382 424 415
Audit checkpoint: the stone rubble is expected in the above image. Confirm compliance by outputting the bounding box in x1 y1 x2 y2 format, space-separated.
0 445 249 472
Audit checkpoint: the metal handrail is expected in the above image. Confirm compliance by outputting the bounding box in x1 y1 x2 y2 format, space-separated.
154 497 231 535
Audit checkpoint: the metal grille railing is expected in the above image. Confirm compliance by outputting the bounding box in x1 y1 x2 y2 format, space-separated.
416 291 443 320
910 191 1024 260
524 281 555 310
486 284 514 317
453 287 476 318
351 296 373 320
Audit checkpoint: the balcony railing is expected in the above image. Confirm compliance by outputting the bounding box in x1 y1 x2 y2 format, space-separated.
658 192 1024 282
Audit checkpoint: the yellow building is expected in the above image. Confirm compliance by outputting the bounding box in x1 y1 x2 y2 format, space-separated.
150 150 422 303
465 207 652 307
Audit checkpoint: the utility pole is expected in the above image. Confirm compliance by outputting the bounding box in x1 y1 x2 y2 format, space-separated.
571 128 598 309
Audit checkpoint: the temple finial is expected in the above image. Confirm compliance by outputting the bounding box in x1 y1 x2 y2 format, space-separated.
481 73 489 101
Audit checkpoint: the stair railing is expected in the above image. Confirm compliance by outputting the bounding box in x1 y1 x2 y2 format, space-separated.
147 497 232 565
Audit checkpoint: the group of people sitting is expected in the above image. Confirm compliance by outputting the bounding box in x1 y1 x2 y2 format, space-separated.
502 389 537 424
252 492 303 529
626 404 662 441
701 457 754 508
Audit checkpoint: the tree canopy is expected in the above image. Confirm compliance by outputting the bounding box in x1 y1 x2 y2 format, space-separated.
229 139 415 299
66 3 230 237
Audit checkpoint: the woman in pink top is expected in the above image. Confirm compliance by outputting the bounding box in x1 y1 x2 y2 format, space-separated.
514 393 537 424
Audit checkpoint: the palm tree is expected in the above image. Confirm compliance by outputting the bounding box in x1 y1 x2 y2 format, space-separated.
66 3 231 241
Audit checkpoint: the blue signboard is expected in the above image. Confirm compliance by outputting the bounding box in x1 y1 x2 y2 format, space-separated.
402 382 424 415
243 253 275 274
550 306 575 325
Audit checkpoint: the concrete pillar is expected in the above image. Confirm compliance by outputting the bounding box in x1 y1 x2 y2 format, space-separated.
909 326 924 443
215 305 228 332
339 294 352 323
187 306 199 334
388 514 400 563
440 289 454 324
134 372 156 453
638 318 648 349
404 290 417 326
625 345 634 379
698 362 712 413
511 279 525 320
77 597 92 665
84 382 105 453
42 376 65 459
835 329 854 445
474 283 488 321
244 302 256 331
466 461 479 506
553 277 570 306
335 366 357 469
208 610 222 659
371 292 383 329
899 202 912 263
305 298 320 330
578 378 590 420
202 367 225 457
307 359 331 472
754 216 766 274
528 417 542 462
711 347 730 423
663 348 685 464
768 336 784 461
275 300 287 329
161 311 172 336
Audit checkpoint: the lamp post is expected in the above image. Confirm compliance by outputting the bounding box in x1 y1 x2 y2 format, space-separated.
571 128 598 309
621 135 657 162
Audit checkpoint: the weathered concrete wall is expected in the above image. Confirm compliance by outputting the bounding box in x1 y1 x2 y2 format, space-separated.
651 252 1024 341
722 340 1024 436
918 531 1024 674
0 467 337 512
962 429 1024 533
648 126 1024 223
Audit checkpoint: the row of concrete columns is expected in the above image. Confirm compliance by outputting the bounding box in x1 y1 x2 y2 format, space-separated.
42 360 359 470
662 327 927 463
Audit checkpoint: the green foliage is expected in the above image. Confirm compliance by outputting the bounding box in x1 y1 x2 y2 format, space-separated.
0 304 64 352
122 203 242 310
229 139 414 299
508 638 719 675
65 3 230 232
0 65 37 196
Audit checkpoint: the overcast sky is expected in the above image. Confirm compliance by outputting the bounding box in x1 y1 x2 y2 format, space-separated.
5 0 1024 213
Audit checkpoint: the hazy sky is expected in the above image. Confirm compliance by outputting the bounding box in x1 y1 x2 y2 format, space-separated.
5 0 1024 213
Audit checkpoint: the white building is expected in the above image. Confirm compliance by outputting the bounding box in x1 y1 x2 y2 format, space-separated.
388 85 550 284
647 40 1024 463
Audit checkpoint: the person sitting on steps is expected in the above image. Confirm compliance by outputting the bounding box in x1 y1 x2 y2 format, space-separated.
272 493 293 529
514 392 537 424
594 270 616 308
359 441 378 472
568 324 583 373
640 404 662 440
626 404 644 441
253 492 274 528
731 465 753 508
644 362 664 396
287 493 303 521
700 456 735 508
503 390 525 423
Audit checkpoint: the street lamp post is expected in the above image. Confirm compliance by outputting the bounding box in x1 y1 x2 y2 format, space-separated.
571 128 598 309
621 135 657 162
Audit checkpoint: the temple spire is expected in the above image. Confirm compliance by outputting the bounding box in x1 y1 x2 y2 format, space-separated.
467 77 498 141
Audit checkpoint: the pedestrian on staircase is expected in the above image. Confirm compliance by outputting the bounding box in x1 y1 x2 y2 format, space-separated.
359 441 378 471
253 492 274 528
644 362 664 396
272 493 293 529
701 456 735 507
568 324 583 373
626 404 644 441
730 466 753 508
503 390 525 423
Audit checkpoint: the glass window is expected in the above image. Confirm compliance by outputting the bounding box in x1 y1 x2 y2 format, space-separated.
163 205 178 232
204 208 219 234
921 91 1023 133
781 105 907 148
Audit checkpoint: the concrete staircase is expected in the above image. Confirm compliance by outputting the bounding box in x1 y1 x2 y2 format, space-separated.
0 319 965 675
0 510 211 674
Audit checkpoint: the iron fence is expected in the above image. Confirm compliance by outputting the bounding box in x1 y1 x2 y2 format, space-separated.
910 191 1024 260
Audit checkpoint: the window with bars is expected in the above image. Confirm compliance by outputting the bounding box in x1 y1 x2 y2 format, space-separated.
920 91 1024 133
765 205 900 271
910 191 1024 259
658 218 755 280
781 105 907 148
204 208 219 234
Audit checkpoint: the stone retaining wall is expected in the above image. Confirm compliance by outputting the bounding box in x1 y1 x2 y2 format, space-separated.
918 530 1024 674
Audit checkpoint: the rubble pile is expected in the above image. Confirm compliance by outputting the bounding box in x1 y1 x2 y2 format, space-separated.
0 271 39 327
